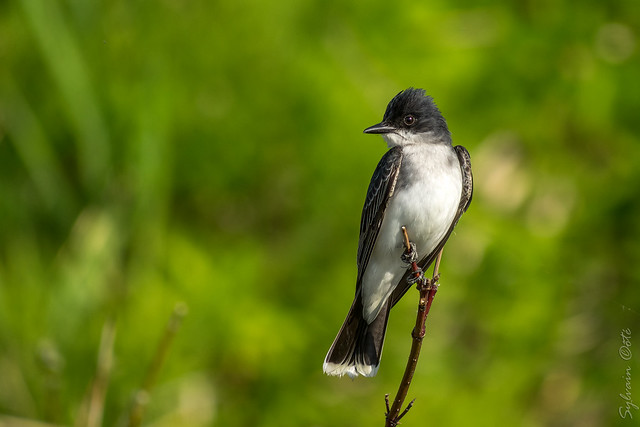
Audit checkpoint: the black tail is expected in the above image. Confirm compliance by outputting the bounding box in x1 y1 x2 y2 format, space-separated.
323 296 391 377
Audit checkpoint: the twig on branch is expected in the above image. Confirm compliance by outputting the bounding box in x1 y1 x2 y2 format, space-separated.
385 226 443 427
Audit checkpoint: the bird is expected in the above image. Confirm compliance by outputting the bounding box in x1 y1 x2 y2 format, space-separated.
323 88 473 378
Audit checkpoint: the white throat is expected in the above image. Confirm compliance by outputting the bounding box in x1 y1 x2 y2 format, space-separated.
382 130 441 148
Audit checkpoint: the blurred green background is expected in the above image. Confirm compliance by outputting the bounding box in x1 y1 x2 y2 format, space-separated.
1 0 639 426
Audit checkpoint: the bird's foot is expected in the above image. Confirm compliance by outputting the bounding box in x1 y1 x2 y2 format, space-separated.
401 242 418 264
406 267 424 286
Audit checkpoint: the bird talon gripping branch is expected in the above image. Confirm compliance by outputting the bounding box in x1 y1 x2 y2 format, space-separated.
401 241 418 264
406 267 424 286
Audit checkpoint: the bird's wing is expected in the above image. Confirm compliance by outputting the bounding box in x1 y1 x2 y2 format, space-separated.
453 145 473 215
355 146 404 289
391 144 473 306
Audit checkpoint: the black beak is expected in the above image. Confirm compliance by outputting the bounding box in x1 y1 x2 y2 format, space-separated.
363 122 396 134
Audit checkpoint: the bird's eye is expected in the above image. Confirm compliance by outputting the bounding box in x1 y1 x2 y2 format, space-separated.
403 115 415 126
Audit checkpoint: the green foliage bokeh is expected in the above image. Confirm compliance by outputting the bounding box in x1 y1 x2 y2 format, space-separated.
1 1 639 426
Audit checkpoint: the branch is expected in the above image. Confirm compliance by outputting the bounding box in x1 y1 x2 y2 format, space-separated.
127 302 188 427
385 227 443 427
84 317 116 427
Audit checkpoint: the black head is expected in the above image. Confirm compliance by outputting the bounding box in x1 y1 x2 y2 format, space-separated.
363 88 450 141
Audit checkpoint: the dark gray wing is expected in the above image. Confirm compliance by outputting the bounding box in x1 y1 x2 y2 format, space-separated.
356 146 404 288
455 145 473 214
391 144 473 306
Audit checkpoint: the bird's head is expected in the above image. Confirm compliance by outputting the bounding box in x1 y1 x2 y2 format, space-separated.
363 88 451 147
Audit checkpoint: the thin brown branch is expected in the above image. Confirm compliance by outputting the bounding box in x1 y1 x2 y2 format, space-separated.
84 317 116 427
433 249 443 277
127 302 188 427
401 226 411 252
385 227 443 427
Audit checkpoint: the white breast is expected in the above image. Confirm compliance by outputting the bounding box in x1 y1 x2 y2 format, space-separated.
361 143 462 323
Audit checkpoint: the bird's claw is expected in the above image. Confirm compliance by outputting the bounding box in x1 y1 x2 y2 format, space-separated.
401 242 418 264
406 267 424 286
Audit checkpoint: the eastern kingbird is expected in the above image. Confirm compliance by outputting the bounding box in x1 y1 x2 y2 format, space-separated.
323 88 473 378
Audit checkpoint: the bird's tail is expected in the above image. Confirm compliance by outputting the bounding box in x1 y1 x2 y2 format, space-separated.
323 297 391 378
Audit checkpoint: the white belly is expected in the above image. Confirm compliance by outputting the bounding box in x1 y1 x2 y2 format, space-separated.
361 144 462 323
